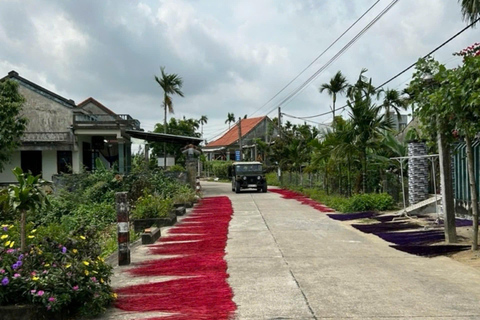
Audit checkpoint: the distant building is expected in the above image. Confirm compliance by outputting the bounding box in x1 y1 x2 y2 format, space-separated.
0 71 140 183
388 112 408 132
203 116 276 162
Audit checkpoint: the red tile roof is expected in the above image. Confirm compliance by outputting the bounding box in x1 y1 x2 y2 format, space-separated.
206 116 266 148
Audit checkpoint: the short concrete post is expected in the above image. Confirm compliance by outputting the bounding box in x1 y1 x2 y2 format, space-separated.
116 192 130 265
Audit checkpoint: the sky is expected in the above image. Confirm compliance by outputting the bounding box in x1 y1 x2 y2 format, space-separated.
0 0 477 144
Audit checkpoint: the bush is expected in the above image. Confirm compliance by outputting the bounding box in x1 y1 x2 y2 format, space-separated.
292 188 395 213
131 194 173 219
0 223 114 317
172 184 196 205
204 160 233 179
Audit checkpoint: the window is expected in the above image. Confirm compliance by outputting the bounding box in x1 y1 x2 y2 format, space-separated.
21 151 42 177
57 151 72 173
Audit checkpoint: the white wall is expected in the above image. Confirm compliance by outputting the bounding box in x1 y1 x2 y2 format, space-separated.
42 150 57 182
0 152 21 183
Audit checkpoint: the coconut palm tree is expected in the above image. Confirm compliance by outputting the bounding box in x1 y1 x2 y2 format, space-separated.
225 112 235 129
319 71 348 126
459 0 480 25
199 115 208 137
379 88 407 130
155 66 184 168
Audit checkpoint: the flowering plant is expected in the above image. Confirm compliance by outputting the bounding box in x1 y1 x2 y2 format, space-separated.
0 223 115 317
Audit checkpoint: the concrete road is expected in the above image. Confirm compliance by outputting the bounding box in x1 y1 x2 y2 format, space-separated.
201 181 480 320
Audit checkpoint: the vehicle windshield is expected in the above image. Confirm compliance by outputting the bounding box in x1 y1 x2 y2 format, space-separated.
235 164 262 173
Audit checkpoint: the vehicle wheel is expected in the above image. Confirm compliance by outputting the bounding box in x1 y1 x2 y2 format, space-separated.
235 182 241 194
257 188 262 192
262 184 268 193
232 185 235 192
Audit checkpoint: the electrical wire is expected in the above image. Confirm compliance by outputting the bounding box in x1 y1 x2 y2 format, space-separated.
264 0 399 117
294 16 480 120
248 0 381 118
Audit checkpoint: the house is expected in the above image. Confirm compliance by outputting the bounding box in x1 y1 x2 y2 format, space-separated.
203 116 276 162
0 71 140 183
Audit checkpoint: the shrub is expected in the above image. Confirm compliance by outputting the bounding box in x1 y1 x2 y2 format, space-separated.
204 161 233 179
131 194 173 219
172 184 196 205
0 223 114 317
167 164 186 172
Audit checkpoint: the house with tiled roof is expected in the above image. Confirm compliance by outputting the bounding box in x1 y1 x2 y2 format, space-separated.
203 116 277 161
0 71 140 183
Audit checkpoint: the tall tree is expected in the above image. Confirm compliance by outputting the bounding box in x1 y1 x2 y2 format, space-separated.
459 0 480 25
199 115 208 138
408 57 457 244
347 70 391 193
319 71 348 126
225 112 235 129
0 79 27 172
154 66 184 168
379 88 407 130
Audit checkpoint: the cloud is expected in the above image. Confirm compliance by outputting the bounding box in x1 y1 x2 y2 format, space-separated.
0 0 477 140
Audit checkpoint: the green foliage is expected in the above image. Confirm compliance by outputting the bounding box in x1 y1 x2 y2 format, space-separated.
0 79 27 172
204 160 234 179
168 164 186 172
0 223 114 317
292 187 395 213
4 168 50 251
172 184 196 205
151 117 201 165
131 194 173 219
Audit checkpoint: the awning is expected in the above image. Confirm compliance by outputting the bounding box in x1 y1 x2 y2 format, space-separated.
126 130 204 146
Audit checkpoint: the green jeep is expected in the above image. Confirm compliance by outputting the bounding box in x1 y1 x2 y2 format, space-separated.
228 161 267 193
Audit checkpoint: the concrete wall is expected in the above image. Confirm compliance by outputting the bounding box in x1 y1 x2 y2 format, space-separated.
17 85 74 133
81 101 109 115
0 151 21 183
42 150 57 182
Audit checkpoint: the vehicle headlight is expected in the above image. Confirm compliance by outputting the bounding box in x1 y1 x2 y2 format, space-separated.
257 176 261 180
243 176 247 180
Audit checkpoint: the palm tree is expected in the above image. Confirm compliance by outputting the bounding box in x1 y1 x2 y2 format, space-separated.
155 66 184 168
155 66 184 132
199 115 208 137
225 112 235 129
459 0 480 25
348 94 391 193
319 71 348 126
379 88 407 130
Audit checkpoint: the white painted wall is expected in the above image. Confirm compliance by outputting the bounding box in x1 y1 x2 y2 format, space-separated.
42 150 57 182
0 152 21 183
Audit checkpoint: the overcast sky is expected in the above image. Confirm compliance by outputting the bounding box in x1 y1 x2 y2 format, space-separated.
0 0 477 143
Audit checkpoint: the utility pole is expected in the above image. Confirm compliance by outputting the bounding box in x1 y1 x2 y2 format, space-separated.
278 107 282 138
238 117 243 161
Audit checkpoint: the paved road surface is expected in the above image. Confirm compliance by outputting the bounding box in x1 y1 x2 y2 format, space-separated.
201 181 480 319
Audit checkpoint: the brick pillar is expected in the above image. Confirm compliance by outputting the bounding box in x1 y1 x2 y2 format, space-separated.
116 192 130 265
408 141 429 205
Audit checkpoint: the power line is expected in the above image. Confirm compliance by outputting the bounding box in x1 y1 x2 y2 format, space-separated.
249 0 381 118
294 16 480 120
264 0 399 117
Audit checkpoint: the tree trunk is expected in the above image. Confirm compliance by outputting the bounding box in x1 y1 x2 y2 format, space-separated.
465 135 479 250
437 126 457 243
20 209 26 252
347 155 351 197
362 150 367 193
164 96 167 170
